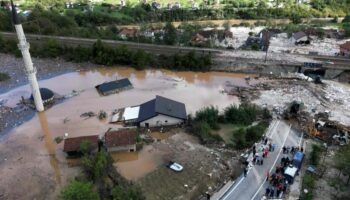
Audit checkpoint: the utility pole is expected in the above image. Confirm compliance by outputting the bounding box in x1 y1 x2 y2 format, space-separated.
11 0 44 112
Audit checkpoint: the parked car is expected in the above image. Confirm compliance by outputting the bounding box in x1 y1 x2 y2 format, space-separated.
167 161 183 172
324 60 334 65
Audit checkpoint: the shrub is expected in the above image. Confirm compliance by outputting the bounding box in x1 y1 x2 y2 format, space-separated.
231 122 268 149
0 73 10 82
224 103 260 125
111 184 145 200
310 144 323 166
60 180 100 200
194 106 220 130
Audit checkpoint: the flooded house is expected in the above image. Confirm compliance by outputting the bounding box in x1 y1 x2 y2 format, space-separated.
63 135 99 156
104 129 136 152
30 88 54 105
95 78 133 96
137 95 187 128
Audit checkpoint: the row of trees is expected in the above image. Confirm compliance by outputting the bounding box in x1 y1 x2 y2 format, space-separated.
0 35 212 71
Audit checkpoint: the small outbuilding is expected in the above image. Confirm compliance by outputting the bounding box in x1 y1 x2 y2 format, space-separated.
137 95 187 128
291 31 309 44
340 41 350 57
63 135 99 156
104 129 136 152
95 78 133 96
30 88 54 105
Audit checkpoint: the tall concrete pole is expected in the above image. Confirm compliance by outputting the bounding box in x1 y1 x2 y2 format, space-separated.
10 0 44 112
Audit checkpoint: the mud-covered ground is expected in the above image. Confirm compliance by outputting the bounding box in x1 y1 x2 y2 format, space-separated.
137 132 242 200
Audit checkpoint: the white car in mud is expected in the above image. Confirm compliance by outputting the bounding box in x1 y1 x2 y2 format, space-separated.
167 161 183 172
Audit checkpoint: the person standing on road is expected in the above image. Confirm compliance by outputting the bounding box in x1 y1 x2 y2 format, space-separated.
244 167 248 177
266 171 270 181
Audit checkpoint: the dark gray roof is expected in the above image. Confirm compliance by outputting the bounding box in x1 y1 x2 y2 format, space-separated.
137 96 187 122
30 88 54 101
293 31 307 40
95 78 132 94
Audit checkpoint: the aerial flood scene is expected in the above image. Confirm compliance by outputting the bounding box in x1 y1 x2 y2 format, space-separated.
1 0 350 200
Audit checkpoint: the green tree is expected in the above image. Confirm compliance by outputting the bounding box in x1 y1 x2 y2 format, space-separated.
111 185 145 200
132 50 149 70
334 145 350 184
60 180 100 200
231 128 246 149
194 106 220 129
343 23 350 38
81 151 109 181
163 22 177 45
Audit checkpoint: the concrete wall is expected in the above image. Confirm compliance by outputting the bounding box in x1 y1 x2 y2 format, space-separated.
140 114 184 127
107 144 136 152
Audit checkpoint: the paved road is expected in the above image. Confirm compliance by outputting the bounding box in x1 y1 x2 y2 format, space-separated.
218 120 302 200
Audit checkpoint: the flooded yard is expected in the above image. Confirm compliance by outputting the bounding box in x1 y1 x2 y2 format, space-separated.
0 67 251 199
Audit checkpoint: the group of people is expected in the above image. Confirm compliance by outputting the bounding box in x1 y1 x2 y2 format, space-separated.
243 137 277 177
251 138 276 166
282 145 303 154
264 164 289 199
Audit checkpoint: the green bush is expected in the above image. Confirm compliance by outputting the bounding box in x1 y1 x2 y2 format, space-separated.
81 150 110 181
111 184 145 200
231 122 268 149
194 106 220 130
302 174 316 200
192 121 222 143
224 103 261 125
310 144 323 166
60 180 100 200
0 73 10 82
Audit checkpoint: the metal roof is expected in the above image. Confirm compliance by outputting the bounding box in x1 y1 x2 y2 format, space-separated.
292 31 307 40
137 95 187 122
293 151 304 162
123 106 140 121
95 78 132 94
30 88 54 101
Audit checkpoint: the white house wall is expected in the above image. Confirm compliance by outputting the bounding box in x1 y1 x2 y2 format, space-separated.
140 114 184 127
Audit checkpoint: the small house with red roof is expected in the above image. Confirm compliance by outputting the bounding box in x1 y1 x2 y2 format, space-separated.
340 41 350 57
63 135 99 155
104 129 136 152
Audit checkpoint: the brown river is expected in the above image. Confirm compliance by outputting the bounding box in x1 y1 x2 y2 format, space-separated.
0 67 255 199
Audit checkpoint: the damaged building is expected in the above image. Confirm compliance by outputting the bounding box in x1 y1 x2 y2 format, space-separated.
95 78 133 96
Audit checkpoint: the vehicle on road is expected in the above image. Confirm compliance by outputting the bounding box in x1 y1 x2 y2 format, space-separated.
284 165 298 184
167 161 183 172
324 60 334 65
292 151 304 169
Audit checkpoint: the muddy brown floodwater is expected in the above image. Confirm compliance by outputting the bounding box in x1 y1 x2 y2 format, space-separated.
0 67 255 199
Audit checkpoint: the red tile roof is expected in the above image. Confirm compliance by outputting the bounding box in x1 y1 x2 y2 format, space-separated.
63 135 99 152
340 41 350 50
105 129 136 148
